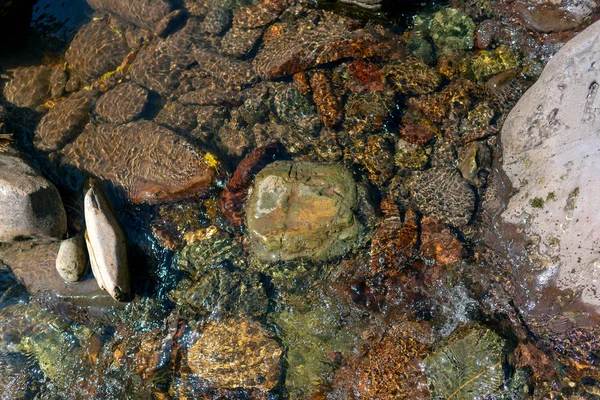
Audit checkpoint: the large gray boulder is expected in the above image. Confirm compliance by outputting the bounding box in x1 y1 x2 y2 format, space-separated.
0 153 67 242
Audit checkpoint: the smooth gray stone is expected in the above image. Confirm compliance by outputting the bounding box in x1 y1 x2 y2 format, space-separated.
0 153 66 242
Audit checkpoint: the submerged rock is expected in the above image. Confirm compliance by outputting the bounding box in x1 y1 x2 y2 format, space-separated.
95 82 148 124
34 90 97 152
423 324 527 399
245 161 364 262
253 10 382 79
2 66 51 109
409 167 476 228
86 0 174 33
65 19 129 83
56 236 88 283
59 120 219 204
187 318 282 392
0 153 66 242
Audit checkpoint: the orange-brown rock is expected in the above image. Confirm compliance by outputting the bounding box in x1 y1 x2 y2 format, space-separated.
399 118 437 146
187 318 282 392
60 120 220 204
348 60 385 92
419 216 465 266
369 198 419 274
309 70 343 128
293 71 311 95
328 322 431 399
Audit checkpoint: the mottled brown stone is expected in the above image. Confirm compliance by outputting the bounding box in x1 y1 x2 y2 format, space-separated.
60 120 219 204
187 318 282 391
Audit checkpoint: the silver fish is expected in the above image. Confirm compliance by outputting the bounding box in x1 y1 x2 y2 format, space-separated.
83 179 130 301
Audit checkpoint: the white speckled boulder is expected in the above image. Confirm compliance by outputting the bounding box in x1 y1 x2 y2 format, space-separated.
501 20 600 307
0 153 67 242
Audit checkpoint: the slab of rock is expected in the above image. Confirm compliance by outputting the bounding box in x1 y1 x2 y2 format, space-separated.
0 154 66 242
253 10 382 80
2 66 51 109
187 318 282 391
65 19 129 82
501 19 600 309
95 82 148 124
34 90 97 152
59 120 219 204
245 161 363 262
86 0 174 33
0 241 123 316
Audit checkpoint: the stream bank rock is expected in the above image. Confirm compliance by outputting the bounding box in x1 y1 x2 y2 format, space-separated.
245 161 365 262
0 153 66 242
500 20 600 356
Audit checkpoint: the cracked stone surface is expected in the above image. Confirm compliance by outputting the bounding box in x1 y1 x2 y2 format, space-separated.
245 161 363 262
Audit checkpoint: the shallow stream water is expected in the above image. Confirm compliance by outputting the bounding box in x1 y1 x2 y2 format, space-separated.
0 0 599 399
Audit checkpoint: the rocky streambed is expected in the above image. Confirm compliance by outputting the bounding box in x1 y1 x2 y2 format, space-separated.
0 0 600 398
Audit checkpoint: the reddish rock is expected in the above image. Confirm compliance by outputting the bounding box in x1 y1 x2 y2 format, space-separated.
60 120 220 204
368 198 419 274
220 142 283 229
293 71 311 95
348 60 385 92
309 70 343 128
253 10 382 79
399 119 437 146
419 216 464 267
328 322 431 400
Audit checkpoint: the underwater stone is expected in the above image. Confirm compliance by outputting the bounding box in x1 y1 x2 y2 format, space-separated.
2 65 51 109
501 19 600 308
187 318 282 391
0 153 66 242
424 324 508 399
0 241 123 314
409 167 476 228
34 90 96 152
395 139 429 170
56 236 88 283
413 7 475 57
253 10 381 79
95 82 148 124
65 19 129 82
60 120 219 204
245 161 363 262
86 0 173 32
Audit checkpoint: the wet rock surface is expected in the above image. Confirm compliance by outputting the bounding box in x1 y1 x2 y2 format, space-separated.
499 19 600 365
245 161 364 262
65 19 130 83
95 82 148 124
187 318 282 392
1 0 600 397
0 154 66 242
34 90 97 152
2 66 52 109
59 120 219 204
0 241 122 315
